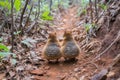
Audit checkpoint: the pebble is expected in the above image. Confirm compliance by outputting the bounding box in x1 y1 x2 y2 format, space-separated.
74 68 80 72
30 69 46 76
44 66 50 70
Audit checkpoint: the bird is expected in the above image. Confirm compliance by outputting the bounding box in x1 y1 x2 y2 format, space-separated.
43 32 61 62
61 29 80 60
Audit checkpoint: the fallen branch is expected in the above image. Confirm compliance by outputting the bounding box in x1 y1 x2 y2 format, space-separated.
110 54 120 68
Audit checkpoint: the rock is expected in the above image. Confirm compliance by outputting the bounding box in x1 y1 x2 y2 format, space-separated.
30 69 46 76
9 71 16 77
57 75 66 80
107 71 115 77
91 69 108 80
74 68 80 72
32 58 41 65
16 66 24 72
30 51 37 58
44 66 50 70
79 75 85 80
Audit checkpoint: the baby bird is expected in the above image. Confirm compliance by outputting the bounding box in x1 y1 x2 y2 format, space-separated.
61 30 80 60
43 32 61 62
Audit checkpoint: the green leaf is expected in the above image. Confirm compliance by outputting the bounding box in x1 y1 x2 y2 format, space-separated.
0 43 9 52
0 1 11 10
99 4 107 10
41 11 53 20
78 9 87 16
84 23 96 32
14 31 21 35
84 23 92 32
27 5 31 9
0 52 15 58
14 0 21 11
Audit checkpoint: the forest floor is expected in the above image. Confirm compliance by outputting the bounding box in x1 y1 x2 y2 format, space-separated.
31 6 120 80
0 3 120 80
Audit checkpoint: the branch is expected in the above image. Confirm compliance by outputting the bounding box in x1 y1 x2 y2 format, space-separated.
89 0 93 23
24 3 33 28
94 0 98 19
11 0 14 52
37 0 41 19
19 0 29 33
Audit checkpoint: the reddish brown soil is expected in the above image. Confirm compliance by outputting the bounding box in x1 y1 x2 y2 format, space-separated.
32 6 120 80
0 3 119 80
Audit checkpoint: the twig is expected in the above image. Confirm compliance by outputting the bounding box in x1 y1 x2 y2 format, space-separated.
0 11 9 33
24 3 33 28
49 0 53 11
89 0 93 23
0 20 5 32
92 30 120 62
37 0 41 19
81 30 120 67
11 0 14 52
19 0 29 34
95 0 112 23
84 62 98 69
95 0 98 19
110 54 120 69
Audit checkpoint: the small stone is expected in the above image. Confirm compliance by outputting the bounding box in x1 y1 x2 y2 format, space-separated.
81 69 87 72
9 71 16 77
30 69 45 76
91 69 108 80
79 75 86 80
16 66 24 72
44 66 50 70
107 71 115 77
74 68 80 72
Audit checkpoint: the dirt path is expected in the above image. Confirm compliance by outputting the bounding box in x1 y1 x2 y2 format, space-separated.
33 6 115 80
1 1 120 80
34 6 102 80
55 7 78 39
33 7 86 80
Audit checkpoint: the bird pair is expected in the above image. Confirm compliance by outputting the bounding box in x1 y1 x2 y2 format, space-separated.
43 30 80 62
